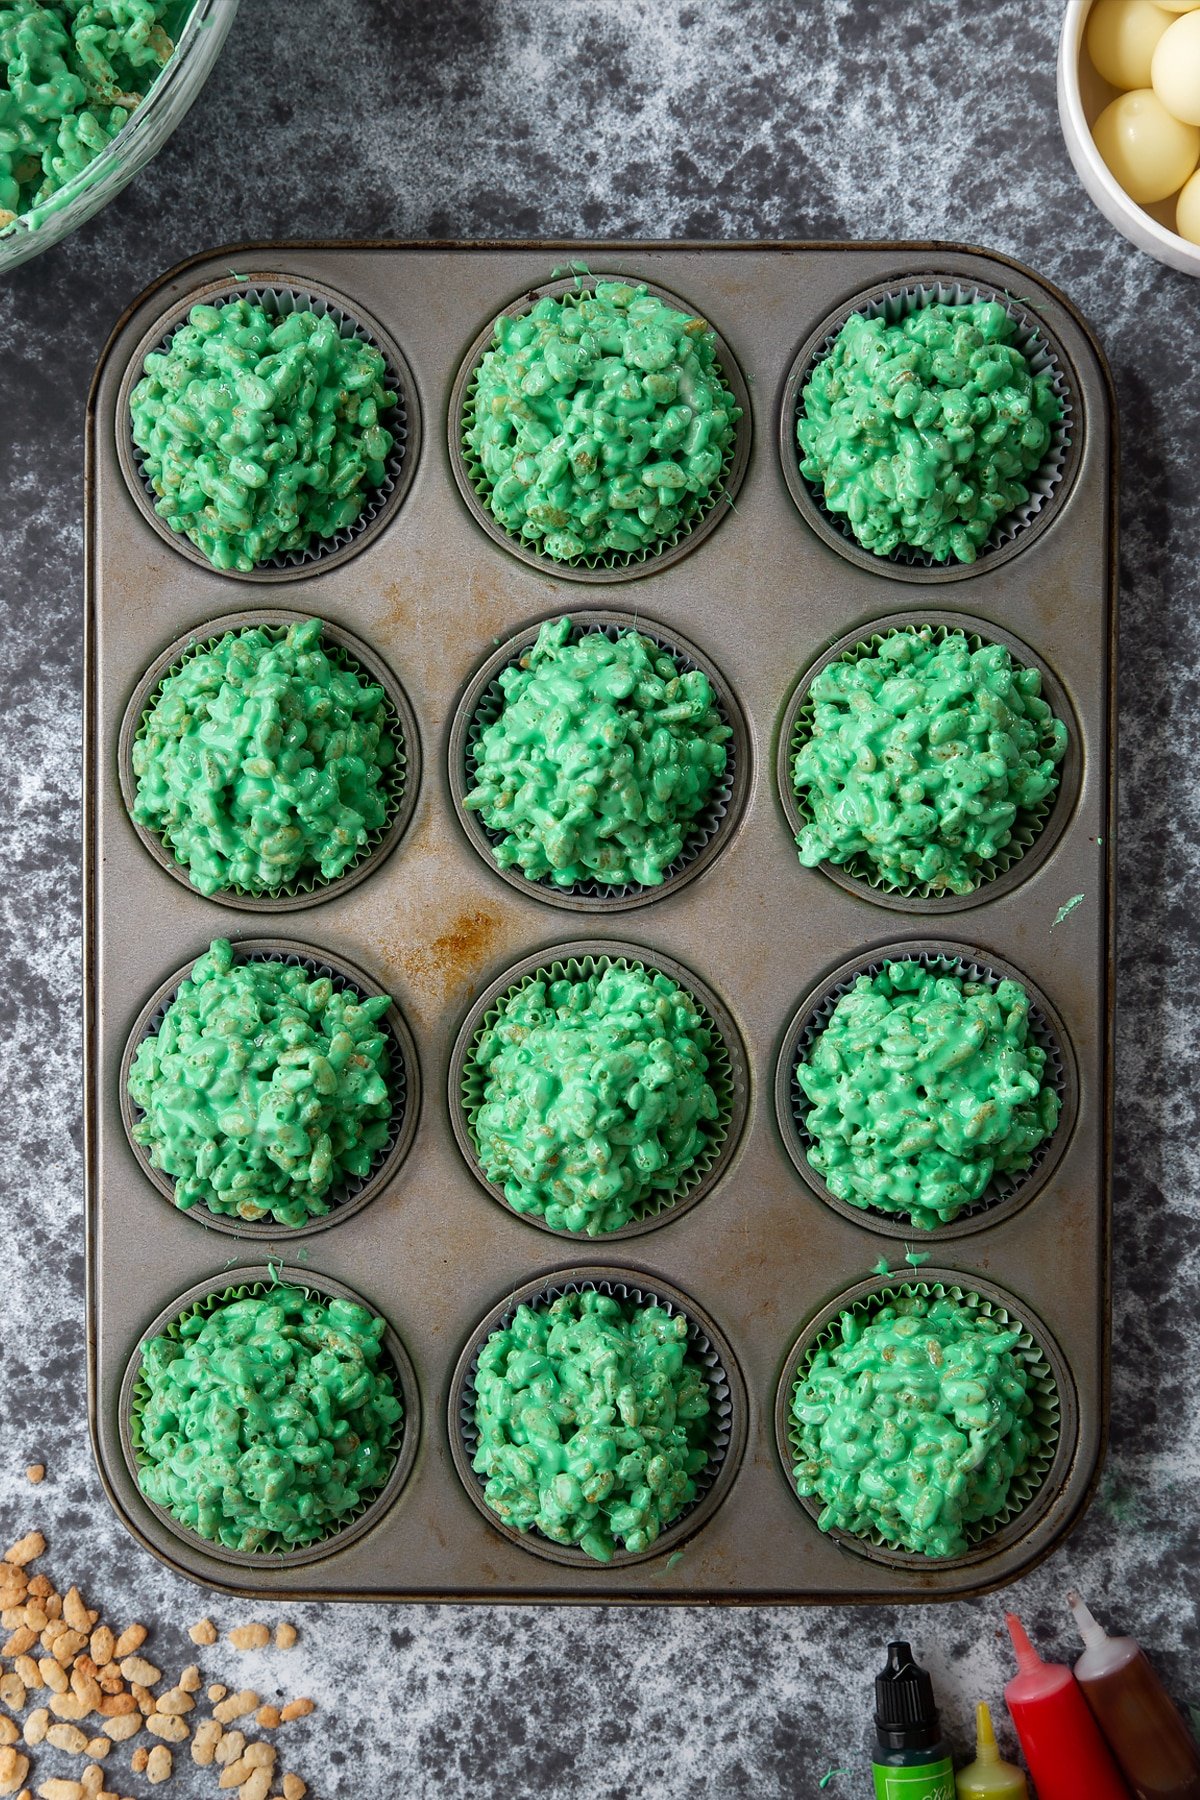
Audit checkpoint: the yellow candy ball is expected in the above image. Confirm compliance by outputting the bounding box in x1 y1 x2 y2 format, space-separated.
1152 10 1200 124
1092 87 1200 201
1177 166 1200 238
1087 0 1171 89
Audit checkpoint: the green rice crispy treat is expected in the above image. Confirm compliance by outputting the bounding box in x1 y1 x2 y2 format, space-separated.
129 296 396 571
791 1291 1042 1557
465 280 740 563
469 960 720 1235
792 627 1067 895
797 299 1062 564
0 1 178 229
128 938 395 1229
796 960 1060 1230
472 1289 712 1562
131 616 398 897
464 616 730 890
136 1285 402 1552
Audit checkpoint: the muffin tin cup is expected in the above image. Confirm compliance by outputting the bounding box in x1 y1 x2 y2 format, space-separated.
119 1266 421 1570
119 939 421 1241
115 274 422 580
448 273 752 582
774 940 1078 1240
773 1270 1076 1572
776 610 1081 912
449 940 750 1241
449 1266 747 1568
779 273 1081 582
117 608 421 912
450 609 750 912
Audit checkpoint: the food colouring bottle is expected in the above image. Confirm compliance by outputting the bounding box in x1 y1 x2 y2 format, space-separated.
872 1641 956 1799
1003 1612 1131 1800
955 1701 1029 1799
1069 1589 1200 1799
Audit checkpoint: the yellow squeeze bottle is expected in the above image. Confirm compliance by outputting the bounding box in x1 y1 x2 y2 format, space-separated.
956 1703 1030 1800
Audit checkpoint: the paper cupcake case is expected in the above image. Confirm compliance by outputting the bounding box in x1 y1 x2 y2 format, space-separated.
449 1267 747 1569
119 1268 421 1570
773 939 1078 1241
449 609 751 913
119 938 421 1241
448 273 752 582
114 273 422 580
776 609 1081 914
117 608 421 912
778 273 1081 584
773 1270 1077 1573
448 940 750 1241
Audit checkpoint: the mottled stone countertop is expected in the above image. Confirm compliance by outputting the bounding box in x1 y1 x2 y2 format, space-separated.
1 1 1197 1795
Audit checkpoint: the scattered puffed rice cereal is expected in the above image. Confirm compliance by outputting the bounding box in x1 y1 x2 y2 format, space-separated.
226 1625 270 1652
0 1744 27 1796
274 1624 298 1650
144 1746 171 1786
24 1470 44 1487
213 1691 259 1725
190 1719 222 1766
3 1535 44 1569
279 1699 314 1723
187 1620 217 1648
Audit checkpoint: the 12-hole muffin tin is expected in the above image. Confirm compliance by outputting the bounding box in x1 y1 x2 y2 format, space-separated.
85 242 1114 1602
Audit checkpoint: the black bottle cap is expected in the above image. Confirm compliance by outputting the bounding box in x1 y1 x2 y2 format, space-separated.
874 1641 941 1752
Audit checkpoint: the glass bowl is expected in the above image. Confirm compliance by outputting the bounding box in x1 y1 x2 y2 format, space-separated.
0 0 239 276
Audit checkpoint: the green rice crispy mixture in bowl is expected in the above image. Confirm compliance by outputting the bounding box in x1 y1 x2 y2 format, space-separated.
0 0 184 231
127 938 398 1230
464 616 731 893
131 1283 403 1554
789 1288 1052 1558
464 957 728 1236
470 1288 713 1562
129 294 398 571
462 280 741 565
795 959 1061 1231
791 625 1067 897
796 297 1063 565
130 616 402 899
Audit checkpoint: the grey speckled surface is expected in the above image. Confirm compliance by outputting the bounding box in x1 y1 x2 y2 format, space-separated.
1 1 1198 1795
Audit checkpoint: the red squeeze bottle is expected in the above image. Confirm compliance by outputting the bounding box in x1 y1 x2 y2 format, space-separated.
1004 1612 1132 1800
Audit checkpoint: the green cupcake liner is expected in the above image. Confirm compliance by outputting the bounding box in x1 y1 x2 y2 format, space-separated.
782 1278 1063 1567
124 615 413 907
125 1274 412 1563
786 947 1071 1232
456 948 745 1238
786 622 1065 902
454 1271 740 1568
460 615 743 907
792 278 1074 571
121 942 418 1239
453 276 749 579
127 280 414 577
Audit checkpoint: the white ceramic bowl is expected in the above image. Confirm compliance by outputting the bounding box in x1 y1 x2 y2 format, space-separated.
1058 0 1200 277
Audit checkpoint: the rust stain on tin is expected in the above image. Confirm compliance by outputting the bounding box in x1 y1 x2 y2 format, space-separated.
395 907 504 1003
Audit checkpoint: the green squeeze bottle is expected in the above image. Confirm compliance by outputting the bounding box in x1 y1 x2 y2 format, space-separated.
872 1642 957 1799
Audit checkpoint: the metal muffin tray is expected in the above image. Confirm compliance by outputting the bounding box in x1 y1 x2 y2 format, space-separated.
84 241 1115 1603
